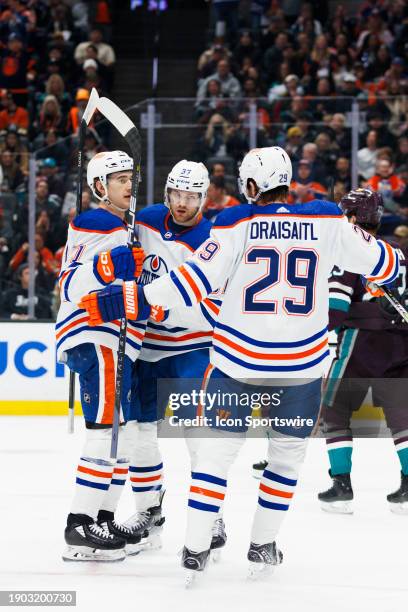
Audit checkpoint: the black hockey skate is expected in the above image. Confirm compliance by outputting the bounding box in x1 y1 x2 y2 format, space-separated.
97 510 142 556
181 546 210 587
247 541 283 580
387 472 408 514
62 513 126 562
123 489 165 551
210 517 227 562
252 459 268 480
318 471 354 514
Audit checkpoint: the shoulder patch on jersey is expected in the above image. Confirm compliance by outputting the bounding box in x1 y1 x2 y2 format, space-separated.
72 208 126 232
213 203 252 228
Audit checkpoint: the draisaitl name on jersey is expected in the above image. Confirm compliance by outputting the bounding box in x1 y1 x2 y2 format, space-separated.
250 220 318 241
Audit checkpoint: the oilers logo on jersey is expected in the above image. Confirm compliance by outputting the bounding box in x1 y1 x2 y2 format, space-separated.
138 254 169 285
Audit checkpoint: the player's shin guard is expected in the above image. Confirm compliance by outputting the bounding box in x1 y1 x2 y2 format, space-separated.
393 430 408 477
185 432 245 553
325 429 353 476
127 421 163 512
70 427 117 519
250 434 307 546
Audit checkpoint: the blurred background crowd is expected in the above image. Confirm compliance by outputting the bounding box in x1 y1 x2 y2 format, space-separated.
0 0 407 320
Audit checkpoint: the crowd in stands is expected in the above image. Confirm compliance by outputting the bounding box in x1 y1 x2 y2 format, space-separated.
198 0 407 232
0 0 115 320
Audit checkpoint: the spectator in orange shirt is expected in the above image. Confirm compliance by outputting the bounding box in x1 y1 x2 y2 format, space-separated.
0 90 29 133
202 176 240 221
288 159 327 204
366 159 405 212
9 232 57 276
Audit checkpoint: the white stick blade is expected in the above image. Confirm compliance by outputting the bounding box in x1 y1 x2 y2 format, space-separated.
98 97 134 137
83 88 100 126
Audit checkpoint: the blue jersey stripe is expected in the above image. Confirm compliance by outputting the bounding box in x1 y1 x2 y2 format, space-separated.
185 261 213 295
263 469 297 487
146 321 188 333
170 270 192 306
56 308 84 329
383 256 400 285
258 497 289 511
199 303 217 328
131 485 162 492
64 268 77 302
76 477 109 491
191 472 227 487
57 325 141 352
214 345 330 372
111 478 126 486
129 463 163 473
188 499 219 513
215 321 327 348
370 241 386 277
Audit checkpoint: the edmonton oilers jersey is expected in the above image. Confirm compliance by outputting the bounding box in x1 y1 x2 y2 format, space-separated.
136 204 222 362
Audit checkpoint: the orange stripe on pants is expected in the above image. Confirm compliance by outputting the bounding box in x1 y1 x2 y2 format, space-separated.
100 346 116 424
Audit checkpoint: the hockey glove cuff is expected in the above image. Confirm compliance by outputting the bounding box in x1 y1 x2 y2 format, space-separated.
79 282 151 326
94 246 145 285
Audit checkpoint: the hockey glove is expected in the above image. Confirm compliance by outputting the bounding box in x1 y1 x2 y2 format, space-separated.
94 246 145 285
79 282 150 325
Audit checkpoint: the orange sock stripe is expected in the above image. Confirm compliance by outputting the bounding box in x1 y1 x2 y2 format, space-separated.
190 485 225 500
179 265 202 301
259 483 294 499
77 465 113 479
130 474 161 483
113 467 128 474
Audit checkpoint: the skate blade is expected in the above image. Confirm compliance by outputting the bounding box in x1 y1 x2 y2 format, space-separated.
62 546 126 562
125 542 142 556
389 502 408 515
320 501 353 514
247 561 274 581
138 533 162 552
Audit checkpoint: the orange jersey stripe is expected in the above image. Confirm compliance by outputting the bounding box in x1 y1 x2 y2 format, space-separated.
56 315 89 340
130 474 161 483
113 467 128 474
213 333 328 361
78 465 113 479
190 485 225 500
367 242 395 282
203 298 220 315
260 483 294 499
100 346 116 425
144 330 213 342
179 265 202 301
58 270 70 290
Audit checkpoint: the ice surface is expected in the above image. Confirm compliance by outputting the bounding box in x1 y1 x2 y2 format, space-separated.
1 417 407 612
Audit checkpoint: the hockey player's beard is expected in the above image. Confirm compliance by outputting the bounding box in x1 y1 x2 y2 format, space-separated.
170 205 200 226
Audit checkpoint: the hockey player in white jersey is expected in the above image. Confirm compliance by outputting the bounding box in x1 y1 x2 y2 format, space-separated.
119 161 226 553
56 150 146 561
79 146 399 578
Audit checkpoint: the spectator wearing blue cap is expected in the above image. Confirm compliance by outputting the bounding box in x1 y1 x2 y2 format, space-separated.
38 157 66 200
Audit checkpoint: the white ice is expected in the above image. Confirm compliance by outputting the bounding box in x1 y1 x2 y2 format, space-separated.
1 416 407 612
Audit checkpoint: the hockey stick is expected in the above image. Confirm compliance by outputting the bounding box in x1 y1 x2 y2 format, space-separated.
68 88 100 434
371 283 408 324
95 96 142 459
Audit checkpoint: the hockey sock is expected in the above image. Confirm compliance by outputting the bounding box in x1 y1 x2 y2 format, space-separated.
393 431 408 476
70 428 116 519
185 432 244 552
129 421 163 512
184 425 202 471
326 430 353 475
99 459 129 513
250 434 307 545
